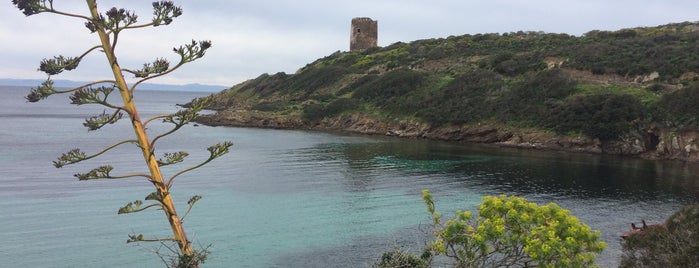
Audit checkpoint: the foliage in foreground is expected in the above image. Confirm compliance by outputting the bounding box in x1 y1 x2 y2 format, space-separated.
620 205 699 267
373 248 431 268
14 1 231 267
376 191 606 267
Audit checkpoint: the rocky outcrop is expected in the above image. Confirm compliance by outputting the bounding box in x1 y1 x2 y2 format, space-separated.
646 128 699 161
198 111 699 162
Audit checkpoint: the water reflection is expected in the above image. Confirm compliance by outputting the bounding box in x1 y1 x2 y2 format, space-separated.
322 137 699 201
272 135 699 267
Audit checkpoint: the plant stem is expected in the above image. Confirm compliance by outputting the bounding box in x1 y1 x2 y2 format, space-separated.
85 0 193 257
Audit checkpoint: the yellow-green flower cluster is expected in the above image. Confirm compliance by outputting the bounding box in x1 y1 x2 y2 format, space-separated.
423 191 606 267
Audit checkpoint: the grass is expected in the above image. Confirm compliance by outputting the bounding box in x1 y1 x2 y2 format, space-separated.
574 84 660 104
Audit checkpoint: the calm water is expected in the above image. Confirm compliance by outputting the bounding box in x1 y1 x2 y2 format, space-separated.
1 86 698 267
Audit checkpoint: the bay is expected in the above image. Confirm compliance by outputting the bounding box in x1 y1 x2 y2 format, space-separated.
1 86 697 267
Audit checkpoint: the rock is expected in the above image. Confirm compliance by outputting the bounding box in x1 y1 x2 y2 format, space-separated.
634 71 659 83
196 111 699 162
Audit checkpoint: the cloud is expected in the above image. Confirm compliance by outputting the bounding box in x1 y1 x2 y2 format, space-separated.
3 0 699 87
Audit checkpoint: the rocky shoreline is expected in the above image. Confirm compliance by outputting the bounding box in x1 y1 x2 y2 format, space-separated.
197 112 699 162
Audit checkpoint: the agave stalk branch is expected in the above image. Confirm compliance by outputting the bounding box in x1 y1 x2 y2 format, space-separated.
129 60 185 94
34 78 116 97
54 139 137 168
150 124 181 148
86 0 194 256
166 142 232 188
143 114 170 127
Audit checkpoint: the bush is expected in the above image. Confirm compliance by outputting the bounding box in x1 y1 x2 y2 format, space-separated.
351 68 426 104
289 66 352 93
337 74 379 96
548 94 644 140
301 98 359 121
491 52 545 76
417 69 504 125
621 205 699 267
655 86 699 128
301 103 325 121
373 248 430 268
501 69 577 124
250 101 283 112
324 98 359 117
237 72 288 96
421 191 605 267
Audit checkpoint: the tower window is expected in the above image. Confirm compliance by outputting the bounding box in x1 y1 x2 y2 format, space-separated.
357 29 361 33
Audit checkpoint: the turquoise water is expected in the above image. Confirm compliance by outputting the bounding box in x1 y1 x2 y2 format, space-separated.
1 86 697 267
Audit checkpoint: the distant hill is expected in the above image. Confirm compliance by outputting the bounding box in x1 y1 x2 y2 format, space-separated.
0 78 226 92
198 21 699 161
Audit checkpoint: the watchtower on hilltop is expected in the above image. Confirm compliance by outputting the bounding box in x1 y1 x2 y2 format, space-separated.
350 17 378 51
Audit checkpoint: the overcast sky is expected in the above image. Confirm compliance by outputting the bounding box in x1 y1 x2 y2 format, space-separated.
2 1 699 87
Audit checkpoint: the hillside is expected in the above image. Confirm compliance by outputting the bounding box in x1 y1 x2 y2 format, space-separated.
197 21 699 161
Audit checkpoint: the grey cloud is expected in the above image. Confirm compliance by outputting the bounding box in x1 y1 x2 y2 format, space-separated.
3 0 699 86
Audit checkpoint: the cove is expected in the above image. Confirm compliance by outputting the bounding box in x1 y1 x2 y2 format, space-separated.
2 87 696 267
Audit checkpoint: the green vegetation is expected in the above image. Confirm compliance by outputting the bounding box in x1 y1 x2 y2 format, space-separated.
547 94 644 140
375 191 605 267
15 1 231 267
204 21 699 142
373 248 431 268
621 205 699 267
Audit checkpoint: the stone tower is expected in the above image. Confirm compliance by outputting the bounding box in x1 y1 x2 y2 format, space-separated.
350 17 378 51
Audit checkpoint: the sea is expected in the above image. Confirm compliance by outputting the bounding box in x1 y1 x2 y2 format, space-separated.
1 85 697 267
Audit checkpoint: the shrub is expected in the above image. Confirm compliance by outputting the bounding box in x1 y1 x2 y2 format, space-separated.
548 94 644 140
422 190 605 267
500 69 577 124
336 74 379 96
301 98 359 121
491 52 547 76
301 103 326 121
621 205 699 267
417 69 504 125
373 248 431 268
289 66 352 93
655 86 699 128
324 98 359 116
250 101 283 112
352 69 426 104
238 72 288 96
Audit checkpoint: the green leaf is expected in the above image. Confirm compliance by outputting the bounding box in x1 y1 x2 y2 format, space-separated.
70 86 115 105
84 110 123 131
173 40 212 63
126 234 145 243
207 141 233 159
157 151 189 166
144 192 161 201
132 58 169 78
164 108 199 127
26 79 57 102
152 1 182 26
116 199 164 215
104 7 138 29
74 165 114 180
39 55 80 75
12 0 51 16
187 195 202 206
119 200 141 214
53 148 87 168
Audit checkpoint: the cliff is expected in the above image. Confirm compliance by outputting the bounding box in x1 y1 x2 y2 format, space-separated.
196 21 699 161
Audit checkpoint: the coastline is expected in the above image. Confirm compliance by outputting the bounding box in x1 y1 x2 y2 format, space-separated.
196 111 699 162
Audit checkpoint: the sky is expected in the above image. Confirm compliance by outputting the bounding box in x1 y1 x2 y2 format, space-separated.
2 0 699 88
